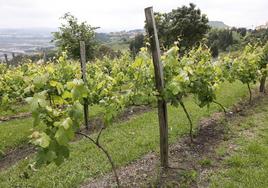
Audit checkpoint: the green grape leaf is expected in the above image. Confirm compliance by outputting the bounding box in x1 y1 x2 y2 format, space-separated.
31 132 51 148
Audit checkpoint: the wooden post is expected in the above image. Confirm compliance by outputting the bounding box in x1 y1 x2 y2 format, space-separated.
43 51 47 62
145 7 169 168
260 75 266 93
4 54 8 64
11 53 17 66
80 41 89 130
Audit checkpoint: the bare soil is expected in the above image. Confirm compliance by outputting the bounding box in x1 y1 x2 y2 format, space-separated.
0 145 35 170
0 112 32 123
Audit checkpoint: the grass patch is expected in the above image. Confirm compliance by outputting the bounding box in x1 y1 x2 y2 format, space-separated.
177 169 197 187
210 97 268 188
199 158 213 167
0 81 249 187
0 118 38 155
215 143 228 157
0 105 105 155
0 103 30 117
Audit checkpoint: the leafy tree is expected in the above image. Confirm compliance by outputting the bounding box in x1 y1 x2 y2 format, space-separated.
153 3 210 53
207 29 241 53
231 31 243 50
210 42 219 57
95 45 121 59
216 29 233 51
129 34 144 57
95 33 111 43
245 28 268 45
231 27 247 37
52 13 99 60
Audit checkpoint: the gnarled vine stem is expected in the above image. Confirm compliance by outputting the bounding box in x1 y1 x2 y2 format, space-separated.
259 76 266 93
213 100 227 114
179 101 193 142
247 83 252 103
76 128 120 187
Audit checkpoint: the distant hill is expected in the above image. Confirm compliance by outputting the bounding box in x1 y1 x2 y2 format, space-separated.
0 28 55 60
209 21 229 29
0 28 144 58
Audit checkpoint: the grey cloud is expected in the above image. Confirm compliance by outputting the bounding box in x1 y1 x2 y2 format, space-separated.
0 0 267 30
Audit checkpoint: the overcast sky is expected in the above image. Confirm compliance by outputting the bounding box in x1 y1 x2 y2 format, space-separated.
0 0 267 32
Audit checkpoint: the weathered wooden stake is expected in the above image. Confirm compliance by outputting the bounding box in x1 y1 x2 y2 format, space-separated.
11 53 17 66
260 75 266 93
43 51 47 62
145 7 169 168
80 41 89 130
4 54 8 64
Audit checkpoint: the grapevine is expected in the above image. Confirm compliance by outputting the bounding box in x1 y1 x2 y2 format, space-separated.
0 40 268 185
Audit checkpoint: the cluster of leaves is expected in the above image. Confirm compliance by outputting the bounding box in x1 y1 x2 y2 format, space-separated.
27 89 84 165
259 42 268 92
219 43 267 100
259 42 268 75
229 45 261 84
22 51 155 165
161 42 268 140
0 61 41 110
163 44 223 108
0 52 81 111
160 44 224 140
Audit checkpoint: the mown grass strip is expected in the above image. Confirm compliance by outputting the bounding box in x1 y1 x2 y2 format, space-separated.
0 105 105 155
209 96 268 188
0 103 30 117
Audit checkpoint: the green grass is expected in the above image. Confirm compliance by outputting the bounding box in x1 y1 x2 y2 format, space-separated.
0 105 105 155
209 96 268 188
199 158 213 167
0 103 104 119
0 118 42 155
0 81 250 187
0 103 30 117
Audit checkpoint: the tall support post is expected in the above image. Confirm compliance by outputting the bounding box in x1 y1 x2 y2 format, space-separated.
145 7 169 168
43 51 47 63
11 53 16 66
260 75 266 93
80 41 89 130
4 54 8 64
